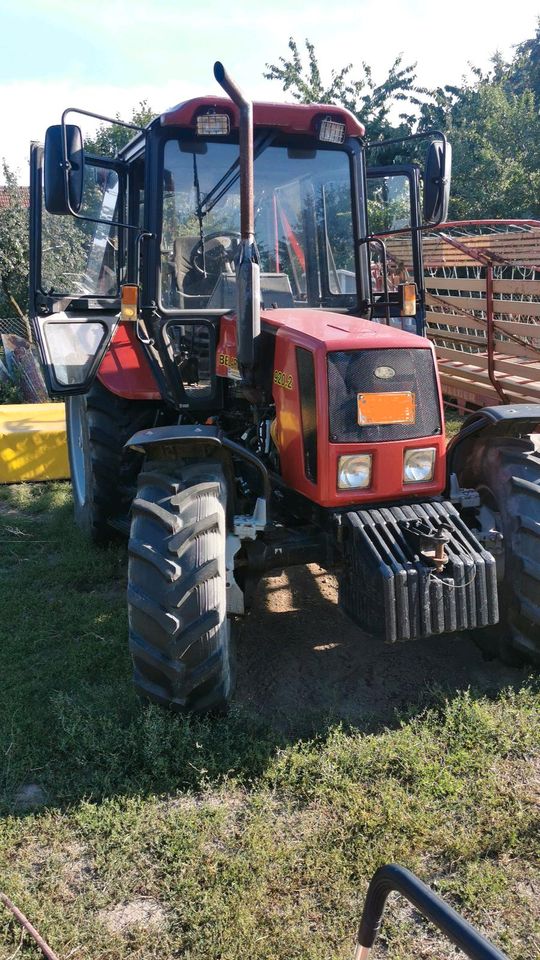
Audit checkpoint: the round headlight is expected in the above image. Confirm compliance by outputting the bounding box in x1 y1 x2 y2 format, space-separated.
337 454 372 490
403 447 436 483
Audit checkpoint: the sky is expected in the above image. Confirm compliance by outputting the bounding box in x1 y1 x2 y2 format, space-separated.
0 0 538 184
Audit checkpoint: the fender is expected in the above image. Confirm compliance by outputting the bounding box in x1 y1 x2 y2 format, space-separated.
447 403 540 481
124 424 271 507
97 321 161 400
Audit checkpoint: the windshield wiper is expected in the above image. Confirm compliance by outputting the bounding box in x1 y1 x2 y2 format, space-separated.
199 130 275 218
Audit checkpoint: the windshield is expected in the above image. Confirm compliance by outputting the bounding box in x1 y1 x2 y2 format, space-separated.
161 138 355 310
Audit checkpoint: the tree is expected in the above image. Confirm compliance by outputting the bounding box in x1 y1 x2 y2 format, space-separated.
267 33 540 221
418 57 540 219
0 164 29 320
265 38 426 143
508 19 540 103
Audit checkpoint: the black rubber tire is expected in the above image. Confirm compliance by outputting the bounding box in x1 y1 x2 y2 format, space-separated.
127 460 236 713
66 380 159 543
462 435 540 666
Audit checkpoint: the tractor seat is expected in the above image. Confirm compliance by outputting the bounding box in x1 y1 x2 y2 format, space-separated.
207 272 294 310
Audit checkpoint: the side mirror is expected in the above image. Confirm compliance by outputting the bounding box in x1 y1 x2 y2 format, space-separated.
423 139 452 225
44 124 84 215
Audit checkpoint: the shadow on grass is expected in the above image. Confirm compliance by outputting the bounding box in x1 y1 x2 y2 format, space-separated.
0 483 532 815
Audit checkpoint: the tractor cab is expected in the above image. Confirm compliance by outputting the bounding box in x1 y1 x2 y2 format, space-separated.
29 78 449 403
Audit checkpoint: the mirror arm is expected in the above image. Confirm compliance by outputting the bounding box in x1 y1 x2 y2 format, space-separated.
60 106 144 134
366 129 447 153
59 107 145 229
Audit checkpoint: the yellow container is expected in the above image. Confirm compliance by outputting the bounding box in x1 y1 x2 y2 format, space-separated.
0 403 70 482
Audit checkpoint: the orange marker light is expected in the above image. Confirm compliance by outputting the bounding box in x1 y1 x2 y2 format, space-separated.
121 284 139 321
399 282 417 317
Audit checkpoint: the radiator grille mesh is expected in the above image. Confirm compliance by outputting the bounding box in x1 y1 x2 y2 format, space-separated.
327 347 441 442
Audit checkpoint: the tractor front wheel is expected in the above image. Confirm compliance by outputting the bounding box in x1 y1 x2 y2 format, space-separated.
466 435 540 665
127 460 236 713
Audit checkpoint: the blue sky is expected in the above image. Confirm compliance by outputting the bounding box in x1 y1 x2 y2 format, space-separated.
1 0 538 182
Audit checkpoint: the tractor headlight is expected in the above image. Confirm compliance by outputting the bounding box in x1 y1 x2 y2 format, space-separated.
337 454 372 490
403 447 436 483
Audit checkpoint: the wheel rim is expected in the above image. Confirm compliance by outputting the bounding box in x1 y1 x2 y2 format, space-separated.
476 484 505 581
69 399 87 508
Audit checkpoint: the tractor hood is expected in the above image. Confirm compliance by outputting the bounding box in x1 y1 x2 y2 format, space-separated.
261 309 432 353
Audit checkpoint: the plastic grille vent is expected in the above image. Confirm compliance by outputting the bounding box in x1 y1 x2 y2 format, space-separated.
327 348 441 442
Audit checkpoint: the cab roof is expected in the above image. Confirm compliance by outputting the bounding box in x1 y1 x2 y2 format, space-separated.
160 97 365 138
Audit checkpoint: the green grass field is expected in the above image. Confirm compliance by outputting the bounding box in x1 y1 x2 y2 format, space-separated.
0 482 539 960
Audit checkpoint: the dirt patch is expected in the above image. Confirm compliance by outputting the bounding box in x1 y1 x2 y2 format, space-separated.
62 842 98 895
235 564 525 734
98 898 167 936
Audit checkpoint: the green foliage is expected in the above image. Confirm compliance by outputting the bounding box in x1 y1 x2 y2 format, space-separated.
418 43 540 220
506 19 540 102
0 163 29 318
269 28 540 221
265 38 424 142
0 373 24 403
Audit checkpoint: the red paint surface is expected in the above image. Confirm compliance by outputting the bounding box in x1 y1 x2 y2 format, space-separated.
261 308 431 351
161 97 365 138
266 309 446 507
97 322 161 400
216 316 239 379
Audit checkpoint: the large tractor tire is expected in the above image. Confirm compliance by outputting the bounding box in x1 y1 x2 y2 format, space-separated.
463 434 540 665
127 460 236 713
66 379 159 543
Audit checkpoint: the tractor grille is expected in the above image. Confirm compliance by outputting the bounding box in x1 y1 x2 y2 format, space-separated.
327 347 441 442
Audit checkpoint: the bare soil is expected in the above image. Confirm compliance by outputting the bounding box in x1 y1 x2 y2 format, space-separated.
98 899 168 936
235 564 524 733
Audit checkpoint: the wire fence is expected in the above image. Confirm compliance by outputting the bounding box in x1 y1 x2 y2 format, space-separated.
0 316 33 342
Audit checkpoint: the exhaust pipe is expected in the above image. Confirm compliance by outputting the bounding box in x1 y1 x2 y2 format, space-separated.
214 61 260 385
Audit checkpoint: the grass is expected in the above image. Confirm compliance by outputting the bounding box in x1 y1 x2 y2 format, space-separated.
0 482 539 960
444 411 465 440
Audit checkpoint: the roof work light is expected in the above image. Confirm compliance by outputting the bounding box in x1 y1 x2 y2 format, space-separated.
319 117 346 144
196 111 230 135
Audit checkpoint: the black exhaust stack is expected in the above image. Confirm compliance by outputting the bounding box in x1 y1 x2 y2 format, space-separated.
214 61 260 385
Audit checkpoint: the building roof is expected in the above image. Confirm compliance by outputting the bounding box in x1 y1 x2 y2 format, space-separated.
0 186 29 209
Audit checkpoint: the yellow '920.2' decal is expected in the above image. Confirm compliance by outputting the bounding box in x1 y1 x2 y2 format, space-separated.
273 369 294 390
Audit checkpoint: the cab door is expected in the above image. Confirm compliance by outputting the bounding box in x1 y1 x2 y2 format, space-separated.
366 164 425 333
29 143 127 395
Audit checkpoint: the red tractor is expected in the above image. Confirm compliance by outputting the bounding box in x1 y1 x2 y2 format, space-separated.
30 63 540 712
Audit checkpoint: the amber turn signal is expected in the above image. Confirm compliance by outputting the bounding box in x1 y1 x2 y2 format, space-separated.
121 284 139 321
399 282 417 317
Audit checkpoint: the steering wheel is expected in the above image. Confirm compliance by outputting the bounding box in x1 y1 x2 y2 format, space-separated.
190 231 241 277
